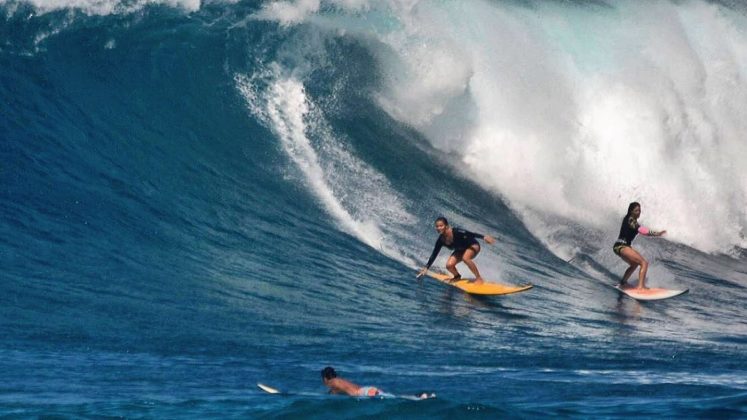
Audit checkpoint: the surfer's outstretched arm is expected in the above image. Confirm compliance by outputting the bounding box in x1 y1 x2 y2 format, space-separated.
638 226 666 237
417 239 443 278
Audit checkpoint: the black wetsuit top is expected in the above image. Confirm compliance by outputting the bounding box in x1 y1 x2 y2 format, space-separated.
614 215 640 247
425 228 484 268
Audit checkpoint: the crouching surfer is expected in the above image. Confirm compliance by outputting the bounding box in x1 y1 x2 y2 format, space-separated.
416 217 495 284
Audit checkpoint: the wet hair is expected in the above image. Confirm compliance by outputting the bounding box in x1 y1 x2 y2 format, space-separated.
627 202 641 216
435 216 449 226
321 366 337 380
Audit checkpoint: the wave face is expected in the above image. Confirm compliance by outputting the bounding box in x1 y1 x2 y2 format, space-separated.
1 0 746 417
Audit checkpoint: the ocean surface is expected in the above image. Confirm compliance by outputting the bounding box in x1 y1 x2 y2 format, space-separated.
2 0 747 417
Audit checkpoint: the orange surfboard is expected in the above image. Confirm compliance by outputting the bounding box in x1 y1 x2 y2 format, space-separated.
425 271 532 296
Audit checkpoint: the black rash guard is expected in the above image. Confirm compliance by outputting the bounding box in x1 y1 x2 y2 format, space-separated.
615 215 640 247
425 228 485 268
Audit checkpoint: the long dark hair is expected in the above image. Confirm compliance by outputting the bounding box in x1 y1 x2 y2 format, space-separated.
435 216 449 225
627 202 640 216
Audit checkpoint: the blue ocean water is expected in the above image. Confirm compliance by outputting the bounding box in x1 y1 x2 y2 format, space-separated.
2 0 746 417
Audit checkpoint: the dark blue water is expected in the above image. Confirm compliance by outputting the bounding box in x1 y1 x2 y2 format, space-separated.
2 1 746 417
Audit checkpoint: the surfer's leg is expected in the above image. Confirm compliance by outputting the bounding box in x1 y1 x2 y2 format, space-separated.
357 386 381 397
445 254 462 280
619 247 648 289
617 247 637 286
462 244 483 284
620 264 637 286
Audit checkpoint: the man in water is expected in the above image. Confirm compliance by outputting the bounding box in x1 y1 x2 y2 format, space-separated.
416 216 496 284
321 366 432 399
321 366 382 397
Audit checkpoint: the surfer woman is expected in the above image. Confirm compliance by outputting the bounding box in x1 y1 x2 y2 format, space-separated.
613 202 666 289
416 217 495 284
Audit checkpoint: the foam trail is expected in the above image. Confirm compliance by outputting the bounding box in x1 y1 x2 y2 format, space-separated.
236 68 418 266
2 0 201 15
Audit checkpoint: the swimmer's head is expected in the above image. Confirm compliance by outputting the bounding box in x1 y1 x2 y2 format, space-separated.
321 366 337 382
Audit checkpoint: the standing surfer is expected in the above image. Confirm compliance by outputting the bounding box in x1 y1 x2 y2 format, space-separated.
416 217 495 284
613 202 666 289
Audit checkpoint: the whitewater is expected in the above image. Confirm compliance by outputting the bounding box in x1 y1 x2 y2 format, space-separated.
1 0 746 417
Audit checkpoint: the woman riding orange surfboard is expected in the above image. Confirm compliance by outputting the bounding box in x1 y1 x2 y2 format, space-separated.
417 217 495 284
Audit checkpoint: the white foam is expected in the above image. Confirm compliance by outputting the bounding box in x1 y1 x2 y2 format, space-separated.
254 0 320 26
265 0 747 254
6 0 201 15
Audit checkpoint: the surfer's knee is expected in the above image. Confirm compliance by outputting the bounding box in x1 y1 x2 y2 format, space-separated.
446 261 457 270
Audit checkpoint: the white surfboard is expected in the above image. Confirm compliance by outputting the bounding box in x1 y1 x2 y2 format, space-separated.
257 383 281 394
614 285 689 301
